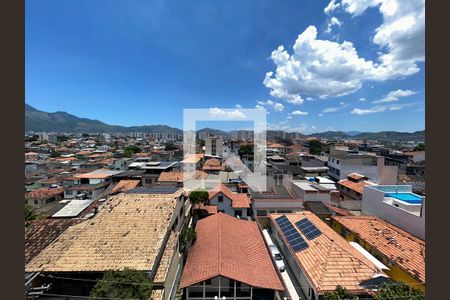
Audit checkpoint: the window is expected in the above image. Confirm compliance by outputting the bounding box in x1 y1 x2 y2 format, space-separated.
218 210 225 213
336 159 340 164
234 210 242 217
34 200 39 205
65 190 73 195
218 195 223 203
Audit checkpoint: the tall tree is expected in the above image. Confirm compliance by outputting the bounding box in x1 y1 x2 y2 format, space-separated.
189 190 209 206
90 268 153 300
375 282 424 300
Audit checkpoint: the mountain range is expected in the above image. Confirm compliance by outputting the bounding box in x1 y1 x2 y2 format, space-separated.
25 104 424 141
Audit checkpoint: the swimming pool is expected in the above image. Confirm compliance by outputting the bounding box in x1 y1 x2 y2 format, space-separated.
385 192 423 204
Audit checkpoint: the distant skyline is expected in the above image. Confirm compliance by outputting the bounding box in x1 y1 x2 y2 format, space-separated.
26 0 425 134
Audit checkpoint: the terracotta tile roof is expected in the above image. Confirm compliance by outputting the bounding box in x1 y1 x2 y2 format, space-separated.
134 152 151 158
26 187 64 199
110 180 140 194
179 213 284 290
54 157 77 162
193 204 218 214
333 215 425 285
25 192 180 272
25 218 83 264
75 150 92 156
323 204 353 216
208 184 250 208
202 165 226 171
338 179 375 194
347 173 368 181
204 158 221 167
181 154 204 164
158 171 208 182
268 143 285 148
270 212 380 294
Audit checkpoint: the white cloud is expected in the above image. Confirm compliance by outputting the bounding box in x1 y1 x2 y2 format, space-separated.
322 101 348 113
318 113 324 117
290 110 309 116
359 97 366 101
286 116 292 119
235 104 242 108
273 103 285 112
208 108 246 119
324 0 341 14
372 89 417 103
341 0 425 77
255 104 264 109
351 107 386 115
268 122 317 134
265 1 424 103
325 17 342 34
351 102 420 115
256 100 284 112
264 26 380 102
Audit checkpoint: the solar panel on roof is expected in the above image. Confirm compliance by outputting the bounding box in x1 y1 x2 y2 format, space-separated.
275 215 308 252
295 218 322 240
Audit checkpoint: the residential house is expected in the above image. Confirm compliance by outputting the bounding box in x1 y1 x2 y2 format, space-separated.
327 154 398 184
63 169 124 200
179 213 285 300
290 177 340 206
26 187 64 208
331 215 425 291
250 185 302 217
336 173 377 210
202 158 225 174
140 161 179 186
361 185 425 239
208 184 251 218
26 188 189 299
268 212 384 300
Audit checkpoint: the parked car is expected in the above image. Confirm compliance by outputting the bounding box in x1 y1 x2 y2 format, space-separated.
269 244 286 272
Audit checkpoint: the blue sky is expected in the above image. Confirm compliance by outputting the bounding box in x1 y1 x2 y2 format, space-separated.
26 0 425 133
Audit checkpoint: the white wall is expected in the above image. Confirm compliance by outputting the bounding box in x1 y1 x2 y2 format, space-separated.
362 186 425 240
209 193 248 218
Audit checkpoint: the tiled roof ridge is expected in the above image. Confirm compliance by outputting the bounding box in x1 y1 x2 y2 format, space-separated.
334 216 425 245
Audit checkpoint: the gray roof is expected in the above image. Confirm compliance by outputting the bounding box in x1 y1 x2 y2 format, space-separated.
249 186 293 199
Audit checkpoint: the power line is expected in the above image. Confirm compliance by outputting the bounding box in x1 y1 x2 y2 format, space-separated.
39 273 425 290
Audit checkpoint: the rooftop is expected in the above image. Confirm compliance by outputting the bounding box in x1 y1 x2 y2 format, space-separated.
338 179 376 194
25 218 82 265
332 215 425 285
26 187 64 199
249 186 293 200
208 184 250 208
270 212 380 294
179 213 284 290
109 179 141 194
74 169 124 179
25 192 181 272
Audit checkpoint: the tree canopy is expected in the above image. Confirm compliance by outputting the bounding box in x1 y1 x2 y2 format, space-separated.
189 190 209 206
375 282 424 300
323 285 357 300
308 139 323 155
25 205 38 227
90 268 153 300
124 145 142 157
413 143 425 151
